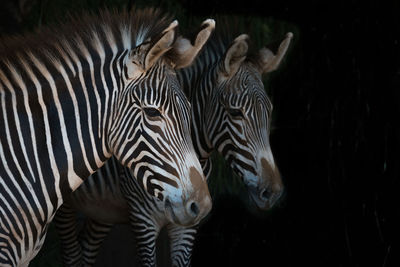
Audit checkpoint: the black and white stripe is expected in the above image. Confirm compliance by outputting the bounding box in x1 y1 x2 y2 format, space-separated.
55 24 292 267
0 8 212 266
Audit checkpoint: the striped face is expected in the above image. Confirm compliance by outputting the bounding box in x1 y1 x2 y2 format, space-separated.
208 62 283 210
107 19 215 226
110 57 211 226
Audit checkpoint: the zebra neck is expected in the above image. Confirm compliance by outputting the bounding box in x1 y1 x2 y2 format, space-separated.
177 42 223 166
189 68 219 163
54 51 125 195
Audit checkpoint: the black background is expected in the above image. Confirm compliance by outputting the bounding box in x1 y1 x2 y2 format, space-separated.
1 0 399 266
180 1 400 266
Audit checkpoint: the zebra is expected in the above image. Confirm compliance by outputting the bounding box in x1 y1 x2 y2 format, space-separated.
55 22 293 267
0 8 215 266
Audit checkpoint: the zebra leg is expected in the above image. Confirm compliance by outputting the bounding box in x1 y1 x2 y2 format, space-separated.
129 215 160 267
54 203 83 267
167 225 198 267
80 219 113 267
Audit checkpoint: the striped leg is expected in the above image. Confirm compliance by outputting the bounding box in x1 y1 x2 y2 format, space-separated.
54 203 83 267
80 219 113 266
167 225 197 267
130 216 159 267
121 167 161 267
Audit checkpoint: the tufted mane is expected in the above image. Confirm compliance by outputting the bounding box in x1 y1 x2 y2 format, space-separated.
0 7 174 67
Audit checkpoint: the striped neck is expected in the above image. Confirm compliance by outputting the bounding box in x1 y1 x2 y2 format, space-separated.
0 8 175 202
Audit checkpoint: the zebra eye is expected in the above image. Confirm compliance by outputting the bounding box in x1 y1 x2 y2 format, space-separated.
227 108 243 118
143 107 162 117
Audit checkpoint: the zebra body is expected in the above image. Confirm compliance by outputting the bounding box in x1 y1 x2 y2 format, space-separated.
0 8 214 266
56 23 293 267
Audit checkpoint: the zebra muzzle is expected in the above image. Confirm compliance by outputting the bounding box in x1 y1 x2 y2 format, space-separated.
163 167 212 226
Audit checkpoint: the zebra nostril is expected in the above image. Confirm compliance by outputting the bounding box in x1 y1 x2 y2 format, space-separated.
260 188 272 201
187 201 200 218
191 202 199 216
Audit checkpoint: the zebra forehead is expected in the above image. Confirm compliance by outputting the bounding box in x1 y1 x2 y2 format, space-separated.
130 60 184 94
222 83 271 109
221 64 262 89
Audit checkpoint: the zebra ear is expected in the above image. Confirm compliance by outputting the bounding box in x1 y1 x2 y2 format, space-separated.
257 32 293 74
143 20 178 70
168 19 215 69
222 34 249 76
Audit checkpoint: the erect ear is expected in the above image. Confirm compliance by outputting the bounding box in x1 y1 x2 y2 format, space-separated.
143 20 178 70
257 32 293 74
168 19 215 69
222 34 249 76
124 21 178 80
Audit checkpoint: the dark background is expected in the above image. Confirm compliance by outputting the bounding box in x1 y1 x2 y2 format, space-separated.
1 0 399 266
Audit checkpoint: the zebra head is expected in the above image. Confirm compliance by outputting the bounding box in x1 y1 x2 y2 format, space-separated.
206 33 292 210
110 19 215 226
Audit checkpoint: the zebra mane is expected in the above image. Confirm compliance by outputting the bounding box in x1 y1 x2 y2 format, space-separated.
0 7 174 68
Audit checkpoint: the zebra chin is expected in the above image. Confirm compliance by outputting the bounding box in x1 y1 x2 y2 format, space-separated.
247 184 285 211
164 196 212 227
246 173 284 210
